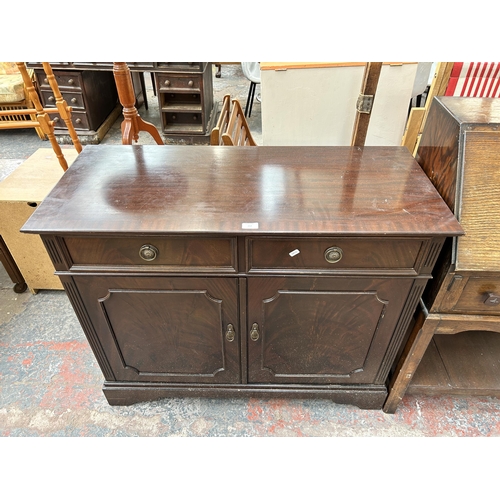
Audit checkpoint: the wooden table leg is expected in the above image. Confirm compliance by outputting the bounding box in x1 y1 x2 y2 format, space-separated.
383 306 440 413
0 235 27 293
113 63 163 145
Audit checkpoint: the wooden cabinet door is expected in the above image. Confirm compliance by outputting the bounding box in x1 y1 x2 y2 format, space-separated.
72 275 240 384
247 277 414 384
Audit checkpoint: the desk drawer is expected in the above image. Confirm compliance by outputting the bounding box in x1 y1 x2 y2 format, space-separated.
452 276 500 315
247 237 423 274
52 111 90 131
36 70 83 91
64 236 237 272
156 74 202 92
40 90 85 110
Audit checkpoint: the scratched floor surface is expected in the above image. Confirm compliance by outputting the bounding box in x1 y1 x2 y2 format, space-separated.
2 262 500 437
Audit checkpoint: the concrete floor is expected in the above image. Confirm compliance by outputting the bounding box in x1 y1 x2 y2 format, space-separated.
2 65 500 438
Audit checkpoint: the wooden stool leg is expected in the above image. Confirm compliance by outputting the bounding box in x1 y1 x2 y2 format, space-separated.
15 63 69 171
383 308 440 413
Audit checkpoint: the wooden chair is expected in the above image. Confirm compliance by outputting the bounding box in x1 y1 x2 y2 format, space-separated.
210 94 231 145
0 63 45 139
221 98 257 146
0 62 82 171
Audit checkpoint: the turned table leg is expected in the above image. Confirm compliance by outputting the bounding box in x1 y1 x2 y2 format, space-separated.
112 62 164 145
0 235 27 293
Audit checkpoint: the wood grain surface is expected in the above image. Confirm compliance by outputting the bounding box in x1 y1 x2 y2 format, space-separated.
456 131 500 271
22 145 462 237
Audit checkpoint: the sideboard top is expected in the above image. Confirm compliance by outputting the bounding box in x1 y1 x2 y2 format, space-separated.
22 145 462 237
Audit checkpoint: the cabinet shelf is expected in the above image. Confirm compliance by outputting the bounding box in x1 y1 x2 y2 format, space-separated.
161 104 202 112
408 330 500 396
163 123 204 134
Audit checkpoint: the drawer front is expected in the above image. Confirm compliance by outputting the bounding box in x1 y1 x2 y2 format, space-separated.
64 236 237 272
452 276 500 315
160 92 202 109
247 237 424 273
156 74 201 92
52 111 90 130
37 71 83 90
40 90 85 110
156 62 205 71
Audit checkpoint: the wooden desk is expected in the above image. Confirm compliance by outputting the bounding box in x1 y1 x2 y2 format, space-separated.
22 145 461 409
384 97 500 413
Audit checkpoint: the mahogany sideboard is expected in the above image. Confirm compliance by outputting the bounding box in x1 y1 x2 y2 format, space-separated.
22 145 462 409
384 97 500 412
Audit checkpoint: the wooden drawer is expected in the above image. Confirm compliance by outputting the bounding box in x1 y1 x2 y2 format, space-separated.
247 237 424 274
156 62 205 71
162 112 204 133
40 90 85 110
63 236 237 272
36 70 83 90
160 92 202 111
156 74 202 92
452 276 500 315
52 111 90 130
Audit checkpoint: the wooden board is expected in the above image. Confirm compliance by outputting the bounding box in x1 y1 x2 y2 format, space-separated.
401 107 425 152
456 131 500 271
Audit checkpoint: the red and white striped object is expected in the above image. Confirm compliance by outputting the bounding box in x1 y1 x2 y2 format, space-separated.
445 62 500 97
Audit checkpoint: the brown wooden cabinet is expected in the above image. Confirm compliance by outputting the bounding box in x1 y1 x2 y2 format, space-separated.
31 66 118 139
154 63 216 142
22 145 461 409
384 97 500 413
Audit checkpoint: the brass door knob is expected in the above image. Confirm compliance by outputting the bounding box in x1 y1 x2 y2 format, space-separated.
250 323 260 341
139 244 159 261
225 324 235 342
324 246 343 264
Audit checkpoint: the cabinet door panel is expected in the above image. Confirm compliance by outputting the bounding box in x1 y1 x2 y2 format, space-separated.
247 277 413 384
72 275 240 383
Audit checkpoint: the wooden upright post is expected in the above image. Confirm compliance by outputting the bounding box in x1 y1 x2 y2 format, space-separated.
351 62 382 148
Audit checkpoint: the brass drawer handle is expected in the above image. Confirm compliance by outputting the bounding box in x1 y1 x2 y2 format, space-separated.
48 96 55 102
324 246 343 264
188 80 194 87
68 78 74 84
225 324 235 342
484 293 500 306
164 80 170 86
250 323 260 341
139 244 159 261
71 97 77 103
